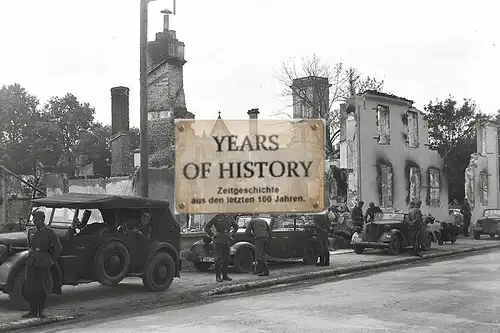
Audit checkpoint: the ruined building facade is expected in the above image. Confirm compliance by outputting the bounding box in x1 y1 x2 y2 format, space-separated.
339 91 448 220
147 10 193 121
465 121 499 221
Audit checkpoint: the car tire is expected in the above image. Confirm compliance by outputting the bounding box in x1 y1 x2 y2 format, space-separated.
9 268 53 311
303 242 318 265
94 240 131 286
388 236 401 255
490 233 496 239
233 247 254 273
194 262 212 272
142 251 175 292
473 231 481 240
353 245 365 254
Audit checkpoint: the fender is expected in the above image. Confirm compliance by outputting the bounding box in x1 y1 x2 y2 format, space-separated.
0 250 29 289
230 241 255 257
389 229 405 245
146 242 180 277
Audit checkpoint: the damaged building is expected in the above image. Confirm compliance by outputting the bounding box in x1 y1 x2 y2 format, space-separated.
339 91 448 220
465 121 499 221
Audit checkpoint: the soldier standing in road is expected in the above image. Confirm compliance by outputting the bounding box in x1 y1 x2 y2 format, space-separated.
204 214 239 282
22 211 62 318
313 212 330 266
246 216 272 276
408 200 423 257
461 199 472 237
351 201 364 229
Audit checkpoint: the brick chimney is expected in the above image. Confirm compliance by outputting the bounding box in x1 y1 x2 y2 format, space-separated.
247 108 259 135
110 86 133 176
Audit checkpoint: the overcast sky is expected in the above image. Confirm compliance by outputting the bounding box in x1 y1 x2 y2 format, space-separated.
0 0 498 128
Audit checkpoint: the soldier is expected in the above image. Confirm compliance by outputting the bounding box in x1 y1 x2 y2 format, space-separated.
22 211 62 318
461 199 472 237
364 202 383 222
408 200 423 257
204 214 239 282
246 216 272 276
313 212 330 266
134 212 152 240
351 201 364 229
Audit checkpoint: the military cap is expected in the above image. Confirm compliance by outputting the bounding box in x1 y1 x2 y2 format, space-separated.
31 210 45 218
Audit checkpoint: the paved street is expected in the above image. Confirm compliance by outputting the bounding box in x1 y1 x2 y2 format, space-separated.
0 238 497 329
39 249 500 333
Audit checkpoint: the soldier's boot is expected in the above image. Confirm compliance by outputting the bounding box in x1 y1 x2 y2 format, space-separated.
257 270 269 277
222 272 232 281
215 267 223 283
38 297 47 318
22 300 37 318
323 252 330 266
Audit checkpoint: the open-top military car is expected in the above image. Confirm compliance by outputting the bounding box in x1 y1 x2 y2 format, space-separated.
186 215 319 273
473 208 500 239
0 193 181 309
351 212 436 255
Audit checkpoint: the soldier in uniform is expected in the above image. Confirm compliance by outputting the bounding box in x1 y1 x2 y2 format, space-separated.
22 211 62 318
246 216 272 276
134 212 152 240
351 201 364 229
313 212 330 266
204 214 239 282
408 200 423 257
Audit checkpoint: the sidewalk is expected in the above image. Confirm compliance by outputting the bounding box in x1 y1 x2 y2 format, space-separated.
1 238 499 332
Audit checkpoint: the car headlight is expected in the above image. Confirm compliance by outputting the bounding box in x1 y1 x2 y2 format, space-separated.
229 247 236 255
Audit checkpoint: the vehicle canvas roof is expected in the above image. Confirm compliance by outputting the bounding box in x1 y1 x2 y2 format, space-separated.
31 193 170 210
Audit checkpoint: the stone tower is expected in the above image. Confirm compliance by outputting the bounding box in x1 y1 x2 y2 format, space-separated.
147 10 193 121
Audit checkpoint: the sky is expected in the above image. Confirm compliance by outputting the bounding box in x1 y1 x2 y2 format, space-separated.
0 0 499 128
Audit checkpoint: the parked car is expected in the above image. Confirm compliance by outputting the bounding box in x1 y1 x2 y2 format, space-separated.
472 209 500 239
186 215 319 273
0 193 181 310
351 212 436 255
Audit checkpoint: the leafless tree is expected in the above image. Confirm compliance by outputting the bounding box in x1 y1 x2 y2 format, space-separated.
276 54 384 158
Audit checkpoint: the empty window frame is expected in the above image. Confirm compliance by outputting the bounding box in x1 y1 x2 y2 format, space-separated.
407 111 419 148
428 168 441 207
376 105 390 145
379 164 393 207
409 167 421 202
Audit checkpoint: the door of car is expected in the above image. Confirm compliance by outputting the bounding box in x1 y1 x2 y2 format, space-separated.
266 229 293 259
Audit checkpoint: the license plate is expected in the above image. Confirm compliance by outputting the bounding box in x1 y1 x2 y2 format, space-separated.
200 257 215 263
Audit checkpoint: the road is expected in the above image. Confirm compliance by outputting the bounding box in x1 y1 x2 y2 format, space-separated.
35 249 500 333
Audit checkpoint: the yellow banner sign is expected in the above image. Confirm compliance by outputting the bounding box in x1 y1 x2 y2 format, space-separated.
174 119 325 214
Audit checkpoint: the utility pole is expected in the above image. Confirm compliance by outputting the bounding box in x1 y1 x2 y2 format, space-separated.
139 0 155 198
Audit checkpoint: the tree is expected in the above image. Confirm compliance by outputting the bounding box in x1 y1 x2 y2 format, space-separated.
424 96 490 203
74 122 112 177
43 93 95 162
277 54 384 159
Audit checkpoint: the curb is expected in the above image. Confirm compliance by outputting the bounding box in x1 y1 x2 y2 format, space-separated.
201 243 500 297
0 315 75 333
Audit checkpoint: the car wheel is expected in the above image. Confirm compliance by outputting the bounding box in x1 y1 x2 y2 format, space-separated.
303 241 319 265
388 236 401 255
94 240 131 286
9 268 53 311
473 231 481 240
194 262 212 272
142 251 175 292
353 245 365 254
490 233 496 239
233 248 254 273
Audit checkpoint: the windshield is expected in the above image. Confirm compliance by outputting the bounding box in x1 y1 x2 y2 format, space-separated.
374 213 405 222
28 206 105 227
484 210 500 218
236 216 271 229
